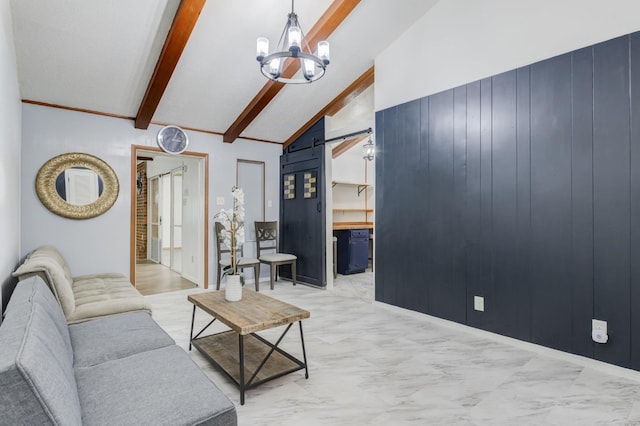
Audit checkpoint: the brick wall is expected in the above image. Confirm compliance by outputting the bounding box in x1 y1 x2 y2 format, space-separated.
136 162 147 260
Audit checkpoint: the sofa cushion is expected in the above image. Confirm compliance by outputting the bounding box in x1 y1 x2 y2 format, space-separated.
13 246 76 317
0 276 82 425
75 346 237 426
69 311 175 368
66 274 151 324
14 246 152 324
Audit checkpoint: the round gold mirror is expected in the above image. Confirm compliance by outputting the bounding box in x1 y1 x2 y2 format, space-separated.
36 152 119 219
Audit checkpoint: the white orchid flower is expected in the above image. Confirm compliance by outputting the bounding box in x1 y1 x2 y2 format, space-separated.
215 186 246 274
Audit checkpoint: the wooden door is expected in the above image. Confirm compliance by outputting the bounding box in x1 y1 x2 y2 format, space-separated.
280 148 326 287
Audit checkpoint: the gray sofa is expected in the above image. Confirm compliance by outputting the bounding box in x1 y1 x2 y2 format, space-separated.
0 275 237 425
12 245 151 324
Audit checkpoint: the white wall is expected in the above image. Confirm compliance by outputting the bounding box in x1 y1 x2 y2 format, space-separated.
21 103 282 288
332 144 374 224
332 143 374 185
376 0 640 111
0 0 22 314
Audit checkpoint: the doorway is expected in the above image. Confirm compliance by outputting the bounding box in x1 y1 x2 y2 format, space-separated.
325 129 375 290
130 145 209 295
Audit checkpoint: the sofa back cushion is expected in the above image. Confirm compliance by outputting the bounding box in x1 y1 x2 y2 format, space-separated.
13 246 76 317
0 276 82 425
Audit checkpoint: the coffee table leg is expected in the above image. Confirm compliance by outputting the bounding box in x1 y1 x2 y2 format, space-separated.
239 334 245 405
299 321 309 379
189 305 196 351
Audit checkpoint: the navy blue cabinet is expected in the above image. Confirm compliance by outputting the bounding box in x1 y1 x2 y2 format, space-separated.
335 229 369 275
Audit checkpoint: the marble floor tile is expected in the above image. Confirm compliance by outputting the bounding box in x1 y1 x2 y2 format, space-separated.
146 273 640 425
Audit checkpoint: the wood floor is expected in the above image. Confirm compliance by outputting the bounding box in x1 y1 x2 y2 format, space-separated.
135 260 197 296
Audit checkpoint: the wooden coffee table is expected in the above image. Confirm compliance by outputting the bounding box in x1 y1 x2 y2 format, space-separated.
188 288 310 405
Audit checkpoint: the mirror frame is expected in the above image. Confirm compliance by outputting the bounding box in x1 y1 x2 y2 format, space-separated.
36 152 119 219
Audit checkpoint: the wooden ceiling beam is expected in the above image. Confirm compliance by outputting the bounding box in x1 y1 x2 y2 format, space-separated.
223 0 361 143
283 65 374 148
135 0 207 129
332 134 367 158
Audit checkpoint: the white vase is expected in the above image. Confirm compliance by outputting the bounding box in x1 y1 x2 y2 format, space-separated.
225 274 242 302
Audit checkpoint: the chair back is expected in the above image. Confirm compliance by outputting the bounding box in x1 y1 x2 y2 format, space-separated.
255 221 279 257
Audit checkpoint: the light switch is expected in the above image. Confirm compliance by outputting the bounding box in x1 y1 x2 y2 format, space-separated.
216 196 225 206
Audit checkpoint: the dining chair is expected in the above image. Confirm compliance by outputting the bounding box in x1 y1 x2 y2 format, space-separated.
214 222 260 291
254 221 297 290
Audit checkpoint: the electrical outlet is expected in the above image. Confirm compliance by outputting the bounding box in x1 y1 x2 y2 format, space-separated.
592 319 607 334
268 200 273 208
592 319 608 344
216 196 225 206
474 296 484 312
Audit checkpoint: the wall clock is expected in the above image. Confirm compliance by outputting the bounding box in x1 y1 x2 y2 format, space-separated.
157 125 189 154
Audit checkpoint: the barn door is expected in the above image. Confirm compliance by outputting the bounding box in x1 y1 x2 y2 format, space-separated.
280 143 326 287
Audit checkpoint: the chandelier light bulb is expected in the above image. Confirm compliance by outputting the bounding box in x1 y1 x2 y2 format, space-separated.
317 41 330 64
256 37 269 61
288 26 301 52
303 59 315 78
269 58 281 77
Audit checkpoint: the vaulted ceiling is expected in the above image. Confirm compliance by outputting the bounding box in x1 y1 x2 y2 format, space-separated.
10 0 439 145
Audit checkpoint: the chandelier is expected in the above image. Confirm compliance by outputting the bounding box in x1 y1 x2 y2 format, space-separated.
256 0 330 84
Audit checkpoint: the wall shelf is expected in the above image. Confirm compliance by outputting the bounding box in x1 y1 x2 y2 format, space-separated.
331 181 371 196
333 208 374 213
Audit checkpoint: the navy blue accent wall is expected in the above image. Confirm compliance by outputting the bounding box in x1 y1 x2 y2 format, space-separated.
375 32 640 370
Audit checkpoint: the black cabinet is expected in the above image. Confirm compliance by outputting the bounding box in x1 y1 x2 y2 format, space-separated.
335 229 369 275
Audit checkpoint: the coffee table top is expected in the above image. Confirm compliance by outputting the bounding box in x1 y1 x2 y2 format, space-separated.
188 289 310 335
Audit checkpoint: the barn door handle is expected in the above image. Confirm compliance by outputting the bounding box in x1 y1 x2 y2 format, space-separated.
317 202 322 212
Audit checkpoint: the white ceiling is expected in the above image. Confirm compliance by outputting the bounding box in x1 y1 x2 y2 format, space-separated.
10 0 439 143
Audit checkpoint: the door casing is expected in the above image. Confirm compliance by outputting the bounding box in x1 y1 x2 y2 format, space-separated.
130 145 209 288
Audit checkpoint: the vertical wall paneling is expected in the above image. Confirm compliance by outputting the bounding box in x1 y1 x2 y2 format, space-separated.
374 110 385 303
515 67 532 340
418 97 431 313
465 81 483 327
379 106 399 305
592 36 631 366
397 100 422 311
392 104 408 307
427 90 460 321
375 31 640 370
452 86 468 323
479 78 493 327
529 54 573 352
491 70 519 337
630 33 640 370
570 47 595 358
